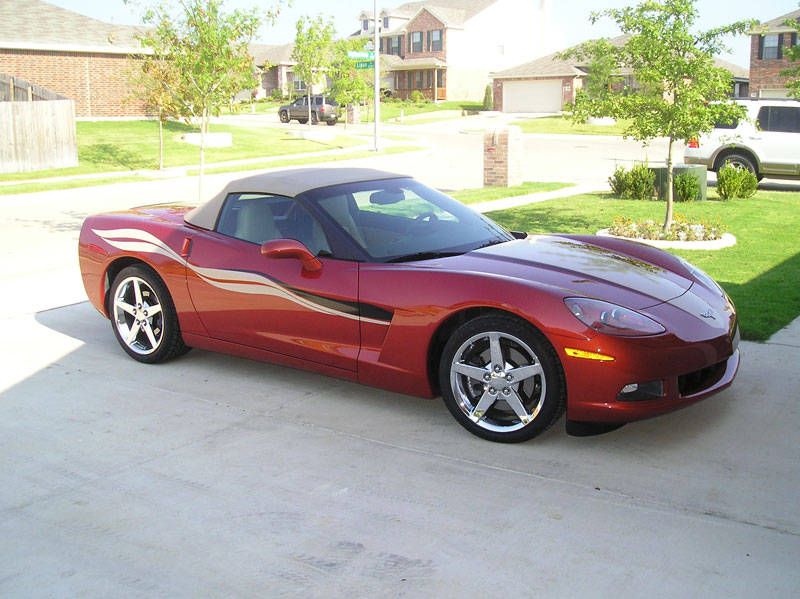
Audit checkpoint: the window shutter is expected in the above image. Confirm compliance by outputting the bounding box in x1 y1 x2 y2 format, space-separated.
793 33 798 48
778 34 784 59
758 35 763 60
427 31 431 52
408 33 412 53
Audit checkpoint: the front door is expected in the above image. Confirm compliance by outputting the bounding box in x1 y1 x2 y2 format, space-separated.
185 193 360 371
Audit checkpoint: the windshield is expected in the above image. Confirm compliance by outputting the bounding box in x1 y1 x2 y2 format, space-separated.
303 178 513 262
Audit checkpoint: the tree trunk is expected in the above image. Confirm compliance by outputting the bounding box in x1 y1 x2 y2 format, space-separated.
198 106 207 202
663 136 675 233
307 88 312 131
158 116 164 171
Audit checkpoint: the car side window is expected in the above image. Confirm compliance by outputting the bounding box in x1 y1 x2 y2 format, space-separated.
216 193 331 256
313 97 322 105
757 106 800 133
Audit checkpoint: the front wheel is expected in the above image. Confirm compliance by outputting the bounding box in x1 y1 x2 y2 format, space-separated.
109 265 189 364
279 110 289 123
439 314 565 443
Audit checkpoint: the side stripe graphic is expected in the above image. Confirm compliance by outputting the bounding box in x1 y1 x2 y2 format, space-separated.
93 228 392 326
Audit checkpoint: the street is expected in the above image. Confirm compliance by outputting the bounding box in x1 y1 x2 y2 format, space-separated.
1 123 799 598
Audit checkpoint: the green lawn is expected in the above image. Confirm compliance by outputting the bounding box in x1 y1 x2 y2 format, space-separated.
511 115 631 136
0 120 364 183
359 100 483 123
485 191 800 342
449 181 575 205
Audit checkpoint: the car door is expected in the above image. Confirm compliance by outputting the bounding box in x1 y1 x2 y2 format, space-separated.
185 193 360 372
754 105 800 176
288 97 306 120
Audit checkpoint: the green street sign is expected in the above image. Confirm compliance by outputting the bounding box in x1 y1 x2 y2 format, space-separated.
354 60 375 69
348 51 375 60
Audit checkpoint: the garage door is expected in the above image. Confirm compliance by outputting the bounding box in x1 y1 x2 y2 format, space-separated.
503 79 562 113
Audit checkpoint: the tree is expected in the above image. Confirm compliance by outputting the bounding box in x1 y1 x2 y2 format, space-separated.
291 15 337 130
132 0 278 198
780 15 800 98
560 0 755 232
329 38 373 129
125 53 183 170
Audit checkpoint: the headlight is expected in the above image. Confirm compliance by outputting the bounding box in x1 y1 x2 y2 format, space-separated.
564 298 666 337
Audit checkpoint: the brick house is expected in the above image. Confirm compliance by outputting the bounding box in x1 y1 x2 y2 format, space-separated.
749 9 800 98
0 0 151 118
349 0 557 102
492 36 750 113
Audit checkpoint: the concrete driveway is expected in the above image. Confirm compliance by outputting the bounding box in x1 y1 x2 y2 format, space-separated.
1 125 799 598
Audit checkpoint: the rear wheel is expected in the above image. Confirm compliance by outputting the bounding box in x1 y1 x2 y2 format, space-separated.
718 152 761 180
109 265 189 364
439 314 566 443
279 110 289 123
326 118 338 126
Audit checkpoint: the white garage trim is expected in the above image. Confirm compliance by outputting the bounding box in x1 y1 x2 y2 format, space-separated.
503 79 562 113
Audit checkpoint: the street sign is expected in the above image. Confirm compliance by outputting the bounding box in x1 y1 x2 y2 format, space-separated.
348 51 375 60
354 61 375 69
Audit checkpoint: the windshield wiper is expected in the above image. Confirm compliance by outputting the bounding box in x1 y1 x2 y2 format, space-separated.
385 251 463 263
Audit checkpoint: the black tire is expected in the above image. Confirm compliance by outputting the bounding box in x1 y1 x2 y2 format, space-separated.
311 111 319 125
279 110 289 123
718 152 761 180
326 118 338 126
108 265 189 364
297 118 308 124
439 314 566 443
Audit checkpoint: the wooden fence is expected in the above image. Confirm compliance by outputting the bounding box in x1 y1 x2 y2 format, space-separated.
0 75 78 174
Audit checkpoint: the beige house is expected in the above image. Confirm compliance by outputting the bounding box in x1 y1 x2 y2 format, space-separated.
492 36 750 113
349 0 558 102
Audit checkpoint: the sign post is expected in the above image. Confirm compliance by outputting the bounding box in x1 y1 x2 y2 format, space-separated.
373 0 380 151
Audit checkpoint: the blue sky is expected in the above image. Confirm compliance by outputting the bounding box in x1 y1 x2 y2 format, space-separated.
48 0 800 68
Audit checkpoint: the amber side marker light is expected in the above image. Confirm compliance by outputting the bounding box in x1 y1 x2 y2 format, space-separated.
564 348 615 362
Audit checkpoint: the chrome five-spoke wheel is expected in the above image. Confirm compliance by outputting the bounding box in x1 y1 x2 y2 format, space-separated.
109 265 188 364
440 315 565 443
113 275 164 356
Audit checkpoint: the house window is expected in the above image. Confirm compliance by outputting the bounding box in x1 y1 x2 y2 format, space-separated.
383 16 389 29
415 71 424 89
390 36 401 55
409 31 423 53
293 79 306 91
362 19 369 31
436 69 444 88
762 34 780 60
426 71 431 89
430 30 443 52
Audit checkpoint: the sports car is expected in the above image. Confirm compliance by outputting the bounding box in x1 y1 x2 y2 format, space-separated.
78 167 740 443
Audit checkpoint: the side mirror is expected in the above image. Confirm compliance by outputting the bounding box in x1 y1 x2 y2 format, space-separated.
261 239 323 272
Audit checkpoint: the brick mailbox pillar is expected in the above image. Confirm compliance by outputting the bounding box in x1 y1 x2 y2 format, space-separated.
484 126 523 187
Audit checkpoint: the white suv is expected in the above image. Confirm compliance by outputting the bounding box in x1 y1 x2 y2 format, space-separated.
684 99 800 180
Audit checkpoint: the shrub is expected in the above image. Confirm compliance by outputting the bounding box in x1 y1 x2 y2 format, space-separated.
609 162 655 200
717 164 758 200
409 90 424 103
627 162 656 201
675 171 700 202
482 84 493 110
609 164 629 196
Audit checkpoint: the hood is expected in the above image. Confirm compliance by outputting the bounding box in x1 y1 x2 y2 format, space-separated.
452 235 692 310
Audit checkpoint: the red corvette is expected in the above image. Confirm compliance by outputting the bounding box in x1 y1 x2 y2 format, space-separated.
78 168 739 442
